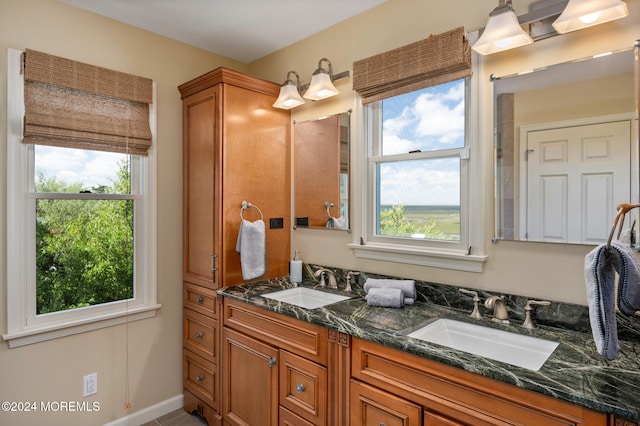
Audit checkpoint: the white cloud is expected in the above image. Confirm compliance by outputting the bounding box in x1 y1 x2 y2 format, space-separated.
382 81 464 155
35 146 126 189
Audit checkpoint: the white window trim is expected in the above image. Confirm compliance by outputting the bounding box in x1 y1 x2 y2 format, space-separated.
3 48 160 348
349 45 488 272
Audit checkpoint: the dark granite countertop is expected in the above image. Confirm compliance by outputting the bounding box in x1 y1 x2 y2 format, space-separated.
217 273 640 421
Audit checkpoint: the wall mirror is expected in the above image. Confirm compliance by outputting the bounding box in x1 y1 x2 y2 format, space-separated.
294 111 350 231
494 46 638 245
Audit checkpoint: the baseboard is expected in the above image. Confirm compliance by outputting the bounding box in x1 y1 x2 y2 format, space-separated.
102 394 183 426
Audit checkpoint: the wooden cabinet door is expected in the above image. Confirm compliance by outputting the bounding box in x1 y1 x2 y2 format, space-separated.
183 86 219 289
222 327 278 426
351 380 422 426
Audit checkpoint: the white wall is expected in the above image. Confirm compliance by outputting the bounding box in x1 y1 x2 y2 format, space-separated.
249 0 640 304
0 1 244 424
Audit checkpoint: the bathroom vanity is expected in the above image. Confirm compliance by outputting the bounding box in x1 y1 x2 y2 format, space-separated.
217 274 640 426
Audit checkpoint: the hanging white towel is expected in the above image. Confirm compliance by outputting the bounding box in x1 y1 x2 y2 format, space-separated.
326 216 348 230
236 219 266 281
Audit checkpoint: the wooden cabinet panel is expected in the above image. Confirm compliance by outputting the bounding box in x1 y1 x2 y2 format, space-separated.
224 299 327 365
279 350 327 425
223 327 279 426
351 379 422 426
352 338 607 426
184 283 218 318
220 84 291 286
184 308 218 362
184 348 218 410
279 406 316 426
182 86 218 289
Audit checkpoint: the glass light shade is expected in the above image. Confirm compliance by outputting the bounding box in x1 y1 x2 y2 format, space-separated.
552 0 629 33
303 71 339 101
472 8 534 55
272 82 305 109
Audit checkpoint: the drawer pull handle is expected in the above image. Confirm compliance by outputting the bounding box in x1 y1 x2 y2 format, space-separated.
195 374 204 383
211 254 217 273
296 383 305 393
268 357 277 367
195 332 203 339
195 296 204 304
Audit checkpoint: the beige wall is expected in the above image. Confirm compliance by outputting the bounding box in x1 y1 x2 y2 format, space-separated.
249 0 640 305
0 0 244 424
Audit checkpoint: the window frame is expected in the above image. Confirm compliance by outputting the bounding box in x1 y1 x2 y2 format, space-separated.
4 48 160 348
349 48 488 272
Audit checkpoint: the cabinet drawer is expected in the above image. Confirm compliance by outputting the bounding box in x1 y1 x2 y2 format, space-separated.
184 308 218 362
184 283 218 318
224 299 327 365
352 338 606 426
184 348 218 410
279 350 327 425
279 406 315 426
351 379 422 426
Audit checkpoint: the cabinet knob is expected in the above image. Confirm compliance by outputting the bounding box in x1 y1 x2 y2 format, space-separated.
268 357 277 367
195 374 204 383
195 332 203 339
296 383 305 393
195 296 204 304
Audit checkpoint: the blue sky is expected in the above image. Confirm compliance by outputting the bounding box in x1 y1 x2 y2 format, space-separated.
379 79 464 206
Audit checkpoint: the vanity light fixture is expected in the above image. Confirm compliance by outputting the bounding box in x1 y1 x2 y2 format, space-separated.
272 70 305 110
552 0 629 33
303 58 340 101
473 0 629 55
472 0 534 55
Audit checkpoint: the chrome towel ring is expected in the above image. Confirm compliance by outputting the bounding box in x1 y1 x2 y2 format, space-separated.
240 200 264 221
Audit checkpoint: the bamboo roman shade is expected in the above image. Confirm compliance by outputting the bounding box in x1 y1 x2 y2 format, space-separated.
23 49 153 156
353 27 472 104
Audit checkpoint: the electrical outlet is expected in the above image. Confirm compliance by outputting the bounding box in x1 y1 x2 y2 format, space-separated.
83 373 97 397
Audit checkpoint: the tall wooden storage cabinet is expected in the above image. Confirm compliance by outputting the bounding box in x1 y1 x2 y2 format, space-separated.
179 68 291 425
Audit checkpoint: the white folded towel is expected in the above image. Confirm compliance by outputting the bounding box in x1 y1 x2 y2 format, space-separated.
366 287 404 308
235 219 266 281
363 278 416 305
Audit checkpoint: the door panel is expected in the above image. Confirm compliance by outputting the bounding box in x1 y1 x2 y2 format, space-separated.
525 120 630 243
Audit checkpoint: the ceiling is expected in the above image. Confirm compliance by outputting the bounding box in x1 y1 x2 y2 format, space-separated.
60 0 387 63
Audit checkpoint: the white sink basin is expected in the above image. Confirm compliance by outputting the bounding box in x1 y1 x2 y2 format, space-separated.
407 318 559 371
262 287 353 309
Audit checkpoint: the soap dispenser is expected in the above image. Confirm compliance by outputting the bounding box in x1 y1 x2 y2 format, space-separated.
289 250 302 284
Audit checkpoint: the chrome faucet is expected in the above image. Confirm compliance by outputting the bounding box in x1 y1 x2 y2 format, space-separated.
344 271 360 292
459 288 482 320
313 268 338 289
484 295 510 324
521 300 551 330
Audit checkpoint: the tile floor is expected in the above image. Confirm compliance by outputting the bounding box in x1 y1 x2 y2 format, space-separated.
142 408 207 426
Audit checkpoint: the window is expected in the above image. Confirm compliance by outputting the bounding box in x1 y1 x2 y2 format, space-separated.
4 49 159 347
370 80 467 245
350 28 487 271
